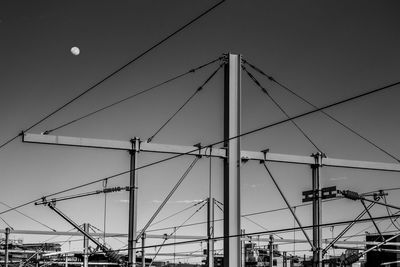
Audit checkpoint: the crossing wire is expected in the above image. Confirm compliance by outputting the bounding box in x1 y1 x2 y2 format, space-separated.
243 59 400 163
262 162 314 249
149 201 207 266
147 63 224 142
1 79 400 218
92 213 400 254
136 157 200 240
383 195 400 231
0 0 226 151
0 216 13 229
0 201 56 232
243 65 323 153
242 216 284 240
43 57 222 134
148 199 207 229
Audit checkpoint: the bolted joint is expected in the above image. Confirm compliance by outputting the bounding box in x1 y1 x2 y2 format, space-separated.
311 152 326 168
129 137 141 153
194 143 202 158
259 148 270 164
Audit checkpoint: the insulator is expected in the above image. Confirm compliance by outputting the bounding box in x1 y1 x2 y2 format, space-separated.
342 190 360 201
103 187 122 193
343 253 360 265
105 249 123 264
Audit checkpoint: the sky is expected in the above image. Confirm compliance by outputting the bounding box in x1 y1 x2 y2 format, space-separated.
1 0 400 264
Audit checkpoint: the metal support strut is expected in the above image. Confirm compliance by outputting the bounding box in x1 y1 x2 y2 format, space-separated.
207 198 214 267
5 227 10 267
128 138 139 267
223 53 242 267
83 223 89 267
312 152 323 267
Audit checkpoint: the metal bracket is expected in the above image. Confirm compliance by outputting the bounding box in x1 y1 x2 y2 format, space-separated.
194 143 202 158
259 148 270 164
302 186 336 202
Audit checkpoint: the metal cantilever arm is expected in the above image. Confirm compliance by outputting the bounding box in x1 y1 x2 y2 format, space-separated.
46 201 123 264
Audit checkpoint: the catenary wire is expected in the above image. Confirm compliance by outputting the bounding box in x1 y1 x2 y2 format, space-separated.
0 201 56 231
1 79 400 218
137 157 200 240
44 57 222 134
147 63 223 142
383 195 400 231
243 59 400 163
0 216 13 229
96 213 400 254
242 216 284 239
144 197 343 233
149 201 207 266
0 0 226 151
243 65 323 153
147 199 207 229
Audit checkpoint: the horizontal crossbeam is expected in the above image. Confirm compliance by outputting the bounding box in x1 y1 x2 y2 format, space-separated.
23 133 400 172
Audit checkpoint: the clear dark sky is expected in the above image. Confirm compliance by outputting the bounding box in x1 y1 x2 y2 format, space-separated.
1 0 400 263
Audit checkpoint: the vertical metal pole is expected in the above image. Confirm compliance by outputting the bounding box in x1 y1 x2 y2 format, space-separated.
312 152 323 267
241 229 246 267
283 252 287 267
223 53 242 267
141 233 146 267
269 235 274 267
128 138 139 267
83 223 89 267
5 227 10 267
207 198 214 267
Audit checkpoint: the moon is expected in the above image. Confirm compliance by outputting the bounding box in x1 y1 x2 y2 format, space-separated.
70 46 80 56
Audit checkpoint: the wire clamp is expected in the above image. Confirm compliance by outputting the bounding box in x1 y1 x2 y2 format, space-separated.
194 143 202 158
259 148 270 163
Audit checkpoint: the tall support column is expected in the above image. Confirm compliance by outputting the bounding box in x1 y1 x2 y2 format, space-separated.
312 153 323 267
83 223 89 267
207 198 214 267
223 53 242 267
269 235 274 267
5 227 10 267
283 251 287 267
141 233 146 267
128 138 139 267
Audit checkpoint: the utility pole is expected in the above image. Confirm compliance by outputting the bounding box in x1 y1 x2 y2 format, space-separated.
283 251 287 267
269 235 274 267
141 233 146 267
5 227 10 267
312 152 323 267
207 198 214 267
83 223 89 267
223 53 242 267
128 138 139 267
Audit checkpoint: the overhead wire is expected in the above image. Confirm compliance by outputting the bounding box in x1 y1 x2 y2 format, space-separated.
149 201 208 266
262 162 314 249
0 201 56 231
43 57 222 134
136 157 200 240
94 213 400 254
242 216 284 239
0 216 13 229
1 79 400 218
147 199 207 229
147 63 224 142
243 59 400 163
383 195 400 231
0 0 226 150
242 65 323 153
